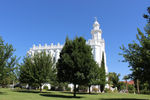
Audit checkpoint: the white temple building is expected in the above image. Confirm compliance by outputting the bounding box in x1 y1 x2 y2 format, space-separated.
27 19 108 91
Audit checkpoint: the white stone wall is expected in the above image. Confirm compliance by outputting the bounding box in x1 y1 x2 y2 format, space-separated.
28 43 63 63
42 83 51 90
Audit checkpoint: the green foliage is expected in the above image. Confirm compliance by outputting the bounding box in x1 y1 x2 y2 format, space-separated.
120 7 150 91
50 82 68 91
123 75 129 81
104 88 112 93
78 85 88 92
140 90 150 94
19 51 54 91
43 86 48 90
118 82 126 91
107 72 120 90
57 86 65 91
99 52 106 92
86 61 99 93
91 52 106 93
139 81 150 94
0 36 19 87
15 87 22 90
66 87 71 91
56 36 97 97
128 84 135 93
141 81 149 91
123 75 130 92
143 7 150 23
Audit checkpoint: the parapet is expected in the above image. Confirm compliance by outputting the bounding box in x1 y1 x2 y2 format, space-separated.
30 43 63 50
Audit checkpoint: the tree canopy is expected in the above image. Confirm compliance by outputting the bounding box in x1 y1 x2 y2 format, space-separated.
99 52 106 92
107 72 120 90
0 36 18 87
19 51 54 91
120 7 150 91
95 52 106 92
56 37 98 97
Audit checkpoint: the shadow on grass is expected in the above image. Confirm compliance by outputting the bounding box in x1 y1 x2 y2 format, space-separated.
0 92 7 95
13 90 48 94
40 93 83 98
100 98 148 100
62 91 99 95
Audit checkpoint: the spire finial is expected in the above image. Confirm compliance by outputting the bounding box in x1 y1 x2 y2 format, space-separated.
94 17 97 21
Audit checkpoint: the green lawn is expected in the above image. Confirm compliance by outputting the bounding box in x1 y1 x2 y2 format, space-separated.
0 88 150 100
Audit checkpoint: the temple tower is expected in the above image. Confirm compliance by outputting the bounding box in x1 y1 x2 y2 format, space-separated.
87 19 108 73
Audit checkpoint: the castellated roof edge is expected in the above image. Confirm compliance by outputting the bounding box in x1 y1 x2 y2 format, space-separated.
31 43 64 50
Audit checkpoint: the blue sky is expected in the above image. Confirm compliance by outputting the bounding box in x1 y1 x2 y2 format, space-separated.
0 0 149 80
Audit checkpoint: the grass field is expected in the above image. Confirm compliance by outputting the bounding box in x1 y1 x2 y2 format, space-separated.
0 88 150 100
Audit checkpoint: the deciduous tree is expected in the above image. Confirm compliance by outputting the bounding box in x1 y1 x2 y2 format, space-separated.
120 7 150 93
19 51 54 91
0 36 18 87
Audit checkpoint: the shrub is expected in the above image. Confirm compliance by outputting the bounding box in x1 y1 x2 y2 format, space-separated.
78 85 88 92
104 88 112 93
56 86 64 91
128 90 135 93
92 87 99 92
50 86 56 91
43 86 48 90
140 90 150 94
66 87 71 91
118 82 126 91
113 89 118 93
128 84 135 93
15 87 21 90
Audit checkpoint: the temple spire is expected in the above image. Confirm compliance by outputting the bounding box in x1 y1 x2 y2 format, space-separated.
91 17 102 40
94 17 97 21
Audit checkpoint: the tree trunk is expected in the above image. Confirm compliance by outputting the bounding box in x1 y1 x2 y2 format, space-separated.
109 83 111 90
137 79 140 94
40 84 42 92
88 85 91 94
73 84 76 97
28 84 31 90
126 80 128 93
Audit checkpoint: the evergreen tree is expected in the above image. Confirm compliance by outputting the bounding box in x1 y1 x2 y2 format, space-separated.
99 52 106 92
56 37 96 97
87 52 106 93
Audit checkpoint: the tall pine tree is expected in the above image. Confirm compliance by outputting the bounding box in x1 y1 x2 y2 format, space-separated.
99 52 106 92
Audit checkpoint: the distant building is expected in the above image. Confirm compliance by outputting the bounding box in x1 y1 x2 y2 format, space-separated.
122 80 134 85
